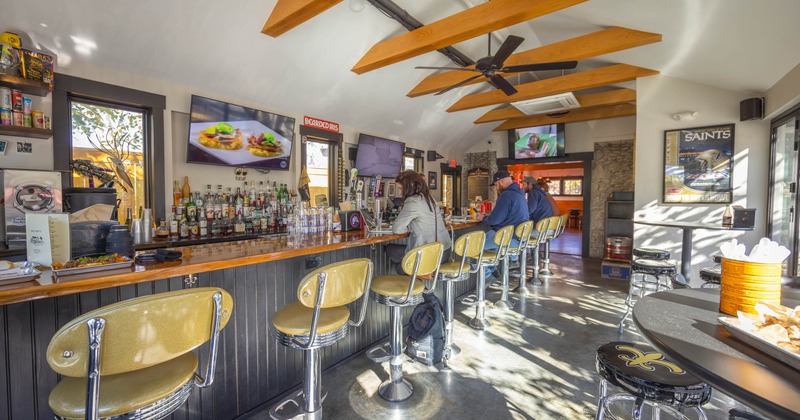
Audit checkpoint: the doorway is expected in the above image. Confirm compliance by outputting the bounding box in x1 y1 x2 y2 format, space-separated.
768 106 800 275
299 125 344 207
440 163 462 213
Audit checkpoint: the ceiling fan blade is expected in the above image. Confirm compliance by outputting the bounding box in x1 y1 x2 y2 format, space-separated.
489 74 518 96
489 35 524 68
434 74 484 96
500 61 578 73
415 66 480 72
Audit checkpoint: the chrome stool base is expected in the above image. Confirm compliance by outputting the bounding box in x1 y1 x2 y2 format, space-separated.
468 316 491 330
597 393 697 420
494 257 515 309
378 377 413 402
494 300 514 310
513 284 532 296
469 268 492 330
269 388 327 420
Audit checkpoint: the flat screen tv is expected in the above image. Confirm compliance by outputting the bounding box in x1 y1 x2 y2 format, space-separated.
187 95 296 170
508 123 565 159
354 133 405 178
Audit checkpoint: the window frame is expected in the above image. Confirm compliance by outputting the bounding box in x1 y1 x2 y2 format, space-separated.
403 153 423 173
54 74 166 219
560 176 583 196
301 136 338 206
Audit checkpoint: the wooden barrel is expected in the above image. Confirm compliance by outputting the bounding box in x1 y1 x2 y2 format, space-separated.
720 258 782 315
605 236 632 261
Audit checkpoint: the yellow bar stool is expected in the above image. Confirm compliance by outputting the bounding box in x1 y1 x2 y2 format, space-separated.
270 258 373 419
539 214 566 277
46 287 234 420
437 230 486 360
468 225 513 330
501 220 533 302
517 217 552 290
369 242 443 402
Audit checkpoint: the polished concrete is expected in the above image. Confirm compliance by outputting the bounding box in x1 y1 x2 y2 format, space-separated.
244 254 755 420
550 227 582 256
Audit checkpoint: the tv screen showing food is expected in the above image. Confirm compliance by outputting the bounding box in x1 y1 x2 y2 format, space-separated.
187 95 295 170
508 123 565 159
354 134 405 178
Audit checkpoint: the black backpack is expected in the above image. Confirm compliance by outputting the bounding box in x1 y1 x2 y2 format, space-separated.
405 292 445 366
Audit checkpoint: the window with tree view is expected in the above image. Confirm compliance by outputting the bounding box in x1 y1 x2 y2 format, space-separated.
70 102 146 224
562 178 583 195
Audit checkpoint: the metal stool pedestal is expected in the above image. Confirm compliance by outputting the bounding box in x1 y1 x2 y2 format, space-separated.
494 258 514 310
468 269 491 330
378 305 413 402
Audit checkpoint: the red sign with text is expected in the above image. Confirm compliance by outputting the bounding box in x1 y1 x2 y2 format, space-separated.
303 116 340 133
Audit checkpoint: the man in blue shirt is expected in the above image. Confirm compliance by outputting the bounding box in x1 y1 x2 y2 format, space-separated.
476 171 529 283
523 176 553 224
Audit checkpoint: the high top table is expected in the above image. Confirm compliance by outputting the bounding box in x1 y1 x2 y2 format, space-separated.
633 220 753 280
633 288 800 419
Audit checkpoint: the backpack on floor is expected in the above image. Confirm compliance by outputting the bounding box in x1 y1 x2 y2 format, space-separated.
405 292 445 366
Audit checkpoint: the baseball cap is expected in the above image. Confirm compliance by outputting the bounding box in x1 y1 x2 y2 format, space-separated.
491 170 511 184
522 176 536 185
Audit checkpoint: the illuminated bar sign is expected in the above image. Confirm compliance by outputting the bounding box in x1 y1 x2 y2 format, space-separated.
303 116 340 133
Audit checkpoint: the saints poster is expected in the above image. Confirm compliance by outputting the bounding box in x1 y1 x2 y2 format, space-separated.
663 124 734 203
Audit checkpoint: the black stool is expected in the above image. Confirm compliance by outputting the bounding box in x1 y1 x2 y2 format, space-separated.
619 259 676 333
633 248 671 260
596 341 711 420
699 267 721 288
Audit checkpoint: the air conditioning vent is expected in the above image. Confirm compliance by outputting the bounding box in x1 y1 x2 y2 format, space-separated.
511 92 580 115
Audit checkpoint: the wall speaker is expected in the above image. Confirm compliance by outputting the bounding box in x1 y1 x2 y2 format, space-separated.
348 147 357 161
740 97 764 121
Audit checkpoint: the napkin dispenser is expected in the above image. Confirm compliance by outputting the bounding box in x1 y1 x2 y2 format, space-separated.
732 206 756 228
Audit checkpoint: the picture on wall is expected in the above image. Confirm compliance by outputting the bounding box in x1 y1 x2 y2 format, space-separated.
428 171 437 190
663 123 734 203
388 182 396 197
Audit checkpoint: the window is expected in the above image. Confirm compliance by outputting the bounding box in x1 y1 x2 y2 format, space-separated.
545 178 561 195
403 154 423 173
562 177 583 195
304 139 333 207
70 101 146 223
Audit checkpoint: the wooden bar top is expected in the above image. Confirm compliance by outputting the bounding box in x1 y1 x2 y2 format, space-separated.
0 221 482 305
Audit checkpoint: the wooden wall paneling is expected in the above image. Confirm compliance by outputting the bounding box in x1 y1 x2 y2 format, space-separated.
352 0 587 74
32 299 58 419
1 306 9 420
255 262 269 404
6 303 35 418
78 290 100 314
246 264 262 411
266 260 280 400
212 268 232 419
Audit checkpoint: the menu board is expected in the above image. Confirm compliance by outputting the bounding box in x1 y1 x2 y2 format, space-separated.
663 124 734 203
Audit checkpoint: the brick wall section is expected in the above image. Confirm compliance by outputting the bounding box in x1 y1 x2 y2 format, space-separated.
590 140 635 258
463 151 498 206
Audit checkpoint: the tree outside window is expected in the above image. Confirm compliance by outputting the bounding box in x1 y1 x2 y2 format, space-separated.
562 178 583 195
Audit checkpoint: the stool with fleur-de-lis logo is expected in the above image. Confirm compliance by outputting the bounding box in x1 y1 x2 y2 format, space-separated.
595 341 711 420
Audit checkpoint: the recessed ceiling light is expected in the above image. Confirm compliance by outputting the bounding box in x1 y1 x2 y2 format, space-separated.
349 0 366 13
40 23 48 28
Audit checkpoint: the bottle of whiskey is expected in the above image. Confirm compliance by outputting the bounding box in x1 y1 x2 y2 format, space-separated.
199 208 208 237
722 205 733 227
173 180 182 207
182 176 191 204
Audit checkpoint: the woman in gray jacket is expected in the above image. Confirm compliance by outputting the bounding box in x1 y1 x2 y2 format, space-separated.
386 171 452 274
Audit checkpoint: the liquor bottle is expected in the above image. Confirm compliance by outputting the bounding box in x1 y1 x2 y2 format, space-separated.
186 192 197 221
211 217 221 236
235 187 244 216
722 205 733 227
188 215 199 239
272 181 278 201
125 208 133 225
195 191 203 209
252 209 261 234
249 180 256 202
155 220 169 239
169 206 179 239
199 208 208 237
182 176 191 204
205 186 215 220
261 210 270 235
243 184 251 217
179 213 189 239
222 188 230 219
245 213 253 234
234 210 246 234
258 181 265 203
227 188 236 220
173 180 182 207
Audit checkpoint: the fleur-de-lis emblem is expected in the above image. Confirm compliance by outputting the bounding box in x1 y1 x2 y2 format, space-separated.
616 345 685 374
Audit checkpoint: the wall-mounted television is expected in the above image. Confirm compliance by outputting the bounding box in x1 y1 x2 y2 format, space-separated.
508 123 565 159
187 95 296 170
354 133 405 178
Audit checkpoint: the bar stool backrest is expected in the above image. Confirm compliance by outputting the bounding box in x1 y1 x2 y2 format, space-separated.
298 258 373 308
545 215 562 240
511 220 534 253
482 225 514 266
47 287 233 378
453 230 486 259
400 242 444 278
556 214 569 237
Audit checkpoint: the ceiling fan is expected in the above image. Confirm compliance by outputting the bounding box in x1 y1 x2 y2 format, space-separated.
416 34 578 96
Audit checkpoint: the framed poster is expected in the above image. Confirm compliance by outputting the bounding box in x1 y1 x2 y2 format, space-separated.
663 124 734 203
428 171 437 190
387 182 396 197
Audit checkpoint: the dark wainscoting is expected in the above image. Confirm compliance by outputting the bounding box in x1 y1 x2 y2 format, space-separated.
0 227 481 419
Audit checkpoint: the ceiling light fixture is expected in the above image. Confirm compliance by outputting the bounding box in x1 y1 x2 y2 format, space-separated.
349 0 366 13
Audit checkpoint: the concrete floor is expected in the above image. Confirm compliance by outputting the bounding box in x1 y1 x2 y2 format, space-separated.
244 254 755 420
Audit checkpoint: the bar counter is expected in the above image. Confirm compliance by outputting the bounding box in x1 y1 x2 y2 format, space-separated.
0 221 482 419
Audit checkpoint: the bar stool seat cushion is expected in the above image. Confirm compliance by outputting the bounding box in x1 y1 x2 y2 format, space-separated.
438 261 467 275
273 302 350 335
371 275 425 297
596 341 711 407
481 251 499 262
49 352 198 418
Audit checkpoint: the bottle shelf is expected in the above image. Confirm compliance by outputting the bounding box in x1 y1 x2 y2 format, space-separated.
0 75 51 97
0 124 52 139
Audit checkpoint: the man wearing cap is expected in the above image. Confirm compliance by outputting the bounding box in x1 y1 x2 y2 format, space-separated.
523 176 553 224
476 170 529 284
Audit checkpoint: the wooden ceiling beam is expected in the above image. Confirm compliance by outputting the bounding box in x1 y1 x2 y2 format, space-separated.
474 88 636 123
448 64 657 112
351 0 587 74
262 0 342 37
409 26 661 97
493 103 636 131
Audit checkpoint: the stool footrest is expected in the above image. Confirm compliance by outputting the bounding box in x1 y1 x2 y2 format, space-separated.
268 388 327 420
366 341 402 363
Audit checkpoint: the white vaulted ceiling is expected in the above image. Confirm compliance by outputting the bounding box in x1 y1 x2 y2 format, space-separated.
4 0 800 153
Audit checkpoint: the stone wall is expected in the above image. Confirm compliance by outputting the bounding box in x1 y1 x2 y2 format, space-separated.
590 140 635 258
462 151 498 205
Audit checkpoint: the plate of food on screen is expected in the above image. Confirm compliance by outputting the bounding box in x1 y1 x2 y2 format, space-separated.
247 131 284 157
198 122 243 150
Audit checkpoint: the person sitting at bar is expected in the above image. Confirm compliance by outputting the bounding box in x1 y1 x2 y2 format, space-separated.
476 171 529 284
523 176 553 224
537 178 561 217
386 170 452 274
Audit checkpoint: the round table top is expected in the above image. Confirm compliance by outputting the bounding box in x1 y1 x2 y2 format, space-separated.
632 288 800 418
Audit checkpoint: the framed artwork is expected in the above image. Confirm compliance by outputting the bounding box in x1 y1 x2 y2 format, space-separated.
663 123 734 203
16 142 32 154
388 182 396 197
0 140 7 154
428 171 437 190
